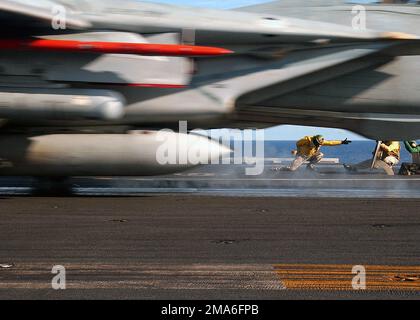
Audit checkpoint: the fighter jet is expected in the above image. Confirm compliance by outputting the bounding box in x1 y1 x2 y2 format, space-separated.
0 0 419 177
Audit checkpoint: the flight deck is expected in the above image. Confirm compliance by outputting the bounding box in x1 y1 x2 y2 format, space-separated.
0 160 420 299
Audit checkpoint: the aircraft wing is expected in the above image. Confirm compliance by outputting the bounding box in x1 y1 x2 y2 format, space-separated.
197 42 394 109
186 36 420 139
225 0 420 139
0 0 91 34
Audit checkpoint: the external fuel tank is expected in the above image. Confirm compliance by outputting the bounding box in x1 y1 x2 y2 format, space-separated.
0 131 231 176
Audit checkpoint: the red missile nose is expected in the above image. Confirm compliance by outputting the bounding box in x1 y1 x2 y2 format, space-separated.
175 45 234 56
0 39 234 57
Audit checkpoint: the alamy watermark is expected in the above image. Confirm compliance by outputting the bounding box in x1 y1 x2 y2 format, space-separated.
51 265 66 290
352 5 367 31
51 5 67 30
156 121 265 176
352 265 367 290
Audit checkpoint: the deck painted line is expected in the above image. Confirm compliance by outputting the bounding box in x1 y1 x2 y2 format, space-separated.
0 263 284 290
274 264 420 291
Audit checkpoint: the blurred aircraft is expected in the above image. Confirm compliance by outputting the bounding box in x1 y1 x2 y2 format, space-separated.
0 0 420 177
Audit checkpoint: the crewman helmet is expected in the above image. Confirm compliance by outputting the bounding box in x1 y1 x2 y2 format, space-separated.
313 135 324 147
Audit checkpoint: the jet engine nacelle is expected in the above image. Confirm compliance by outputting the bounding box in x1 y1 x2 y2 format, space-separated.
0 132 231 176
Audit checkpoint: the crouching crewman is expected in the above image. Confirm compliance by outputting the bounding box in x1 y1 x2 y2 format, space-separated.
289 135 351 172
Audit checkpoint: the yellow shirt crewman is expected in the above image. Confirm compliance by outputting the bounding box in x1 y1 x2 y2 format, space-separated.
343 141 400 175
289 135 351 171
379 141 400 166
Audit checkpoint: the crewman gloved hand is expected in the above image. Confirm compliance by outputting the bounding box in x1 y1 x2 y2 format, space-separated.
341 138 352 145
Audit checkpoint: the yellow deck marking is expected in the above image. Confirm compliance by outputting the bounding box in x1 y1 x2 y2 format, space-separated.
274 264 420 291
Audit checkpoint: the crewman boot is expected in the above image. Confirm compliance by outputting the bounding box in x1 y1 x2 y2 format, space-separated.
306 164 316 171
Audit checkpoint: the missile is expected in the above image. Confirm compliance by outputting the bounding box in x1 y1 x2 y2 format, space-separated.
0 89 125 121
0 39 233 57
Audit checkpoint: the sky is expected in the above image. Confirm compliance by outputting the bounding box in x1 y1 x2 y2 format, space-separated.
144 0 368 140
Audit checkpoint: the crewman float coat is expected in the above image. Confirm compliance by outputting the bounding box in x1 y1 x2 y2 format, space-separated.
404 141 420 154
404 141 420 164
296 136 342 158
380 141 401 160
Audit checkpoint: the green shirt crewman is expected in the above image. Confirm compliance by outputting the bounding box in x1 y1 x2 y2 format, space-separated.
404 141 420 164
